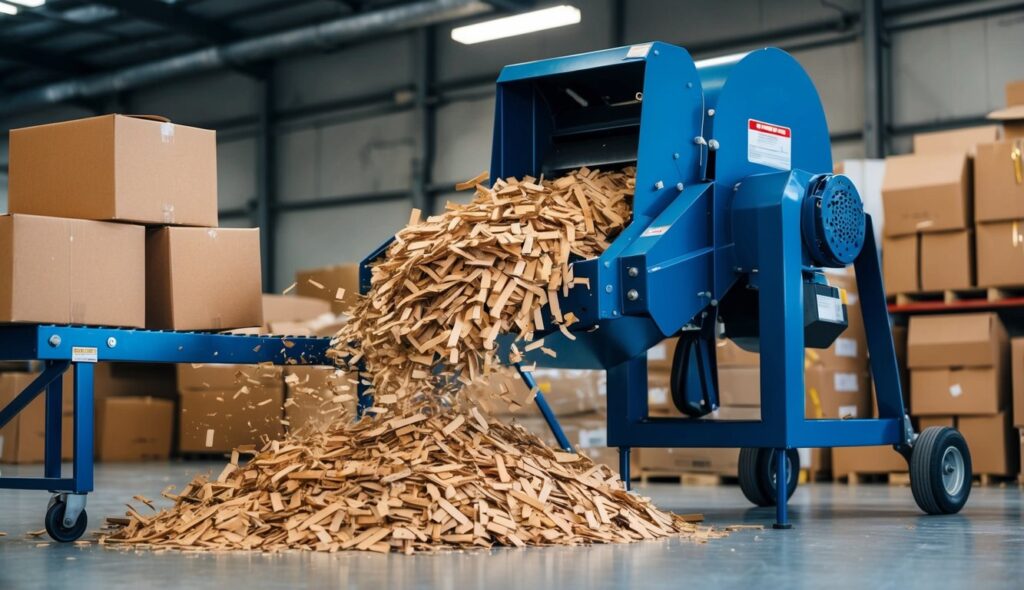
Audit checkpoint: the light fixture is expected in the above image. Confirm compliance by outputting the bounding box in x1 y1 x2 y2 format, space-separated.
0 3 18 16
451 5 581 45
7 0 45 6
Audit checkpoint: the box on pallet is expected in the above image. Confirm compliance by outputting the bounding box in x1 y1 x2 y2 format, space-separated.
146 227 263 331
832 446 907 479
920 230 974 291
295 264 361 314
96 397 174 462
805 367 870 420
8 115 218 227
882 234 919 295
0 214 145 327
908 313 1008 415
975 221 1024 287
881 153 970 237
958 411 1019 476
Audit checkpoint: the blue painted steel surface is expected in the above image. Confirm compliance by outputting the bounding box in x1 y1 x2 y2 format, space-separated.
0 326 334 495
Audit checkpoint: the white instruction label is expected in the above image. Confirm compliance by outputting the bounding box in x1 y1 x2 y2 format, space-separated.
641 225 670 237
949 383 963 398
649 387 668 405
625 43 652 59
648 343 667 361
838 405 859 419
834 372 859 392
71 346 98 363
834 337 858 358
748 119 792 170
816 294 844 323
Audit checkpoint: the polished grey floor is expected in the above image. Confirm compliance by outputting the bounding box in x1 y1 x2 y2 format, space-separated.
0 461 1021 589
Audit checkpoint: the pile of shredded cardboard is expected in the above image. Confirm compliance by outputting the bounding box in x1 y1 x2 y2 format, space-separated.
102 168 721 552
102 411 717 553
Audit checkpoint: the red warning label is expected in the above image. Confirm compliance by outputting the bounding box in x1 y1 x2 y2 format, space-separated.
747 118 792 170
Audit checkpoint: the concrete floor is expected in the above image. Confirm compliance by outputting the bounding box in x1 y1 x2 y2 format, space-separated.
0 462 1021 589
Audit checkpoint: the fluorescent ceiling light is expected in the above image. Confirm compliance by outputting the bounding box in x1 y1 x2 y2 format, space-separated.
0 3 18 15
7 0 45 7
451 5 581 45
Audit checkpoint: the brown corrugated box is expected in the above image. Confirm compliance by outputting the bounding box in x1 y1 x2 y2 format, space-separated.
1013 338 1024 427
717 366 761 407
907 313 1006 368
974 139 1024 223
96 396 174 462
912 126 1000 157
920 230 974 291
295 264 360 314
178 386 283 454
177 363 282 392
987 80 1024 140
917 416 955 430
881 153 970 236
647 338 677 371
284 366 354 434
911 367 1007 415
958 411 1019 475
714 338 759 367
0 214 145 327
262 294 332 327
975 221 1024 287
146 227 263 330
805 367 870 419
467 368 604 418
639 447 740 475
0 371 73 464
882 234 919 295
9 115 217 227
832 446 907 478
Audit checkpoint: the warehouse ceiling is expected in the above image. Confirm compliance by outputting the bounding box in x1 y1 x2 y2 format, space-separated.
0 0 507 94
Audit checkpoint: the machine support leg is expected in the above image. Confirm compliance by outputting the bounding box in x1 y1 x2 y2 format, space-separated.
516 364 572 452
619 447 632 490
72 363 94 493
43 362 67 480
773 448 792 530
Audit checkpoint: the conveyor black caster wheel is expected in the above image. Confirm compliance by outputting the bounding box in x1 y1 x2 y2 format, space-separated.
910 427 972 515
45 498 88 543
738 448 799 507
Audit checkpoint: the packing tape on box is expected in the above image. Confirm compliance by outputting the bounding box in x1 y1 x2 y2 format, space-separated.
160 122 175 143
808 387 824 419
949 383 963 397
833 372 860 392
162 203 176 224
1012 140 1022 184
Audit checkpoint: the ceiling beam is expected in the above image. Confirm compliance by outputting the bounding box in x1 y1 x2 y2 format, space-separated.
91 0 239 44
0 39 95 74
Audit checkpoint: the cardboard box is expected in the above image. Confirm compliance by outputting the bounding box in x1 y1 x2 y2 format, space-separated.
1020 429 1023 476
94 362 177 399
516 413 638 474
146 227 263 330
920 230 974 291
0 214 145 327
177 363 282 392
958 411 1019 476
638 447 740 476
975 221 1024 287
295 264 360 314
9 115 217 227
1013 338 1024 427
881 153 970 236
910 367 1007 415
805 367 870 419
912 125 1000 157
0 373 46 464
178 386 284 454
262 294 332 327
832 445 908 478
882 234 919 295
917 416 955 430
907 313 1006 369
987 80 1024 140
648 338 677 371
96 397 174 462
284 366 354 433
975 140 1024 222
714 338 760 367
717 366 761 407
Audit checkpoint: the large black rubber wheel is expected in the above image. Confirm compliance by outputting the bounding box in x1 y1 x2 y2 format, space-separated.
738 448 800 507
910 426 972 515
44 499 88 543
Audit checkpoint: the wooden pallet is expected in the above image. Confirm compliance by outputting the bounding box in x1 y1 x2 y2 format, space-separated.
834 471 909 485
892 286 1024 306
638 470 737 486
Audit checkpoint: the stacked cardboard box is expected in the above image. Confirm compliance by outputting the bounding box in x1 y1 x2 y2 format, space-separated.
1008 339 1024 477
881 126 1000 294
91 362 177 461
907 313 1018 476
6 114 262 332
295 263 361 314
176 364 284 454
974 82 1024 287
0 370 73 464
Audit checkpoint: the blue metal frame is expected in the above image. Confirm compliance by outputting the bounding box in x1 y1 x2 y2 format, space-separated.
0 325 333 495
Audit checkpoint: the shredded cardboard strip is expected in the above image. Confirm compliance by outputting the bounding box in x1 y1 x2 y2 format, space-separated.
102 168 724 552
